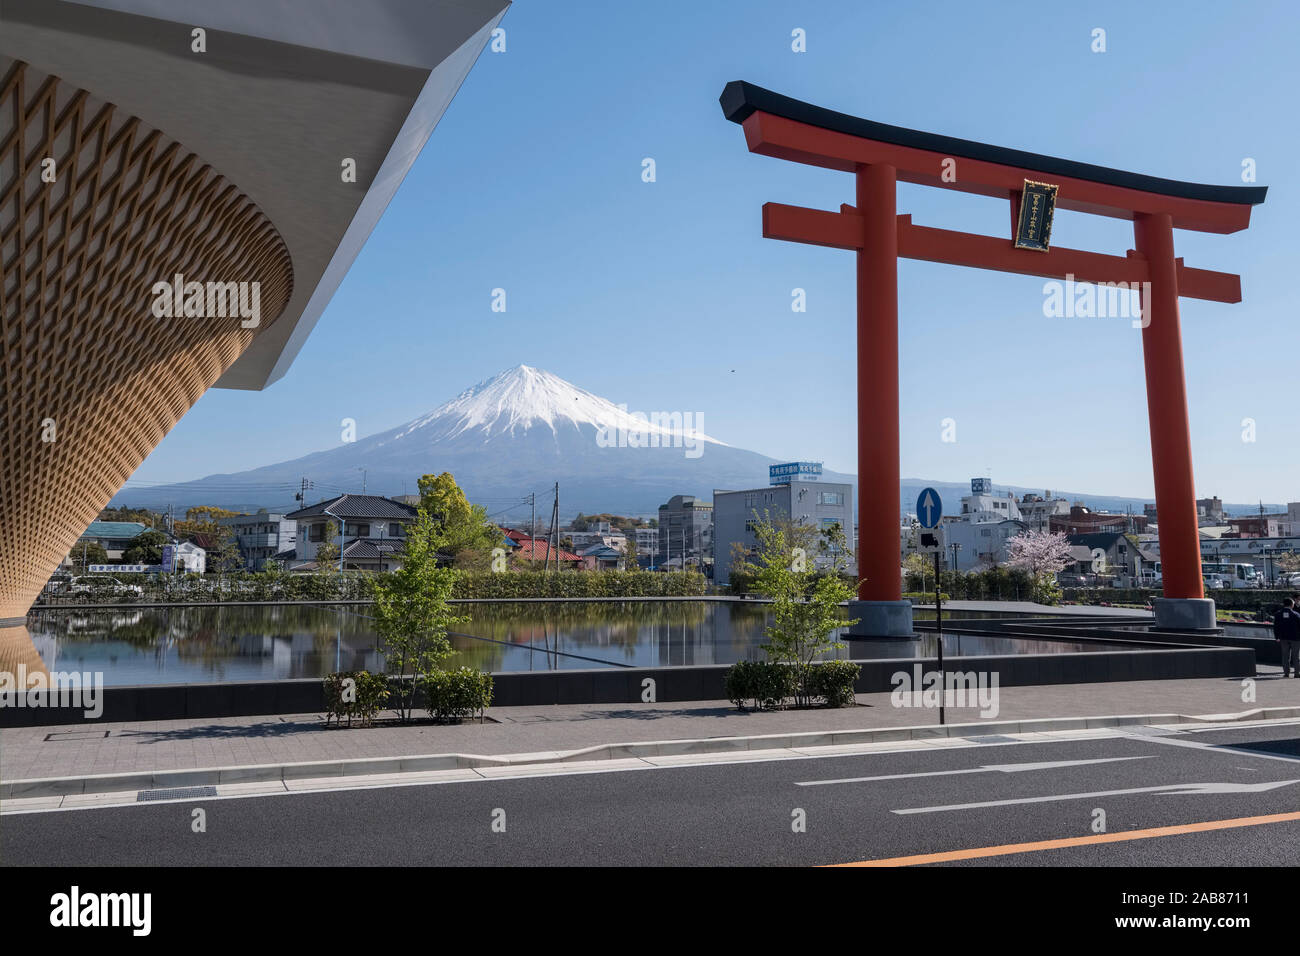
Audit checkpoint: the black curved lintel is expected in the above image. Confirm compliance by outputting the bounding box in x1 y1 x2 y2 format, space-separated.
721 81 1266 207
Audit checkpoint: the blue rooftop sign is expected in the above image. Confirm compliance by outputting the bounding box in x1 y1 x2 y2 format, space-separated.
769 462 822 485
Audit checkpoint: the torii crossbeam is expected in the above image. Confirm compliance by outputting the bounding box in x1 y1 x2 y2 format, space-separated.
721 81 1266 636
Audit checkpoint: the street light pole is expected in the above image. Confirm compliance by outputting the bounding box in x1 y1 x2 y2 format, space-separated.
324 505 344 574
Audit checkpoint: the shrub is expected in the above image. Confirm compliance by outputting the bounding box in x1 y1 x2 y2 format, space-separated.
805 660 860 707
724 660 756 709
323 670 390 727
424 667 493 723
724 660 797 711
453 569 707 599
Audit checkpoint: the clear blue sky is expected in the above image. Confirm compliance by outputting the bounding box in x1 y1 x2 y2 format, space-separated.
128 0 1300 504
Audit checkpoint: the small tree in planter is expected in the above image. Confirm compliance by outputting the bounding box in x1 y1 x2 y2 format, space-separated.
1006 529 1074 605
371 506 467 721
741 512 859 709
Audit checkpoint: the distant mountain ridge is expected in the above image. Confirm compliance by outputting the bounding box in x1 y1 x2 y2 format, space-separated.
110 365 1277 520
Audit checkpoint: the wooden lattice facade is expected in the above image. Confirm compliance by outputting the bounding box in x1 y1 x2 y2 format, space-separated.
0 57 294 621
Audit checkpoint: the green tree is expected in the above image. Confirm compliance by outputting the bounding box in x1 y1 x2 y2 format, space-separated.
72 540 108 572
621 533 639 570
416 472 502 568
903 551 933 593
371 505 467 721
175 505 240 540
123 529 168 564
207 526 244 581
315 520 340 572
739 512 859 707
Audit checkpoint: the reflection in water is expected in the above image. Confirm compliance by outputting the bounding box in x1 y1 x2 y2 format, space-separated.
23 602 1139 686
0 623 48 678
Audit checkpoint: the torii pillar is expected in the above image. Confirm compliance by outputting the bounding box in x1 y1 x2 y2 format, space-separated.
721 81 1265 635
854 163 913 637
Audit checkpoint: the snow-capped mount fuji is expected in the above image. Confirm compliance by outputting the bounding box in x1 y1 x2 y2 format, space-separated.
385 365 727 447
112 366 845 515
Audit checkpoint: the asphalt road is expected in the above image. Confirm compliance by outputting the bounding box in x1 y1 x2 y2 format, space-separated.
5 724 1300 867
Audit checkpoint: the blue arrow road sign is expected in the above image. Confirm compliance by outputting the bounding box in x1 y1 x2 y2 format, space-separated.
917 487 942 528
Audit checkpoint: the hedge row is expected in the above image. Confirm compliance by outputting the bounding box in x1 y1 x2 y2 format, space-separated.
40 571 372 605
452 570 708 599
726 568 852 597
36 568 709 606
904 568 1038 602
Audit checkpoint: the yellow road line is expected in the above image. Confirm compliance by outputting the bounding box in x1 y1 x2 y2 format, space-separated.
830 810 1300 866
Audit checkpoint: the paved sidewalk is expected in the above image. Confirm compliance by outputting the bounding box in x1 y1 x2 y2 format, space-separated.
2 668 1294 782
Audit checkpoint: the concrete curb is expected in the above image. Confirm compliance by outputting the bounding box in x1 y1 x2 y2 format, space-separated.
6 706 1300 800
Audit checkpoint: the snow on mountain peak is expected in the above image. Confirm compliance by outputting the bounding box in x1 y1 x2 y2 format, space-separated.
388 365 726 446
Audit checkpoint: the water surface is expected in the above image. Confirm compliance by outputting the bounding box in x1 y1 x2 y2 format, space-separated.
26 602 1140 685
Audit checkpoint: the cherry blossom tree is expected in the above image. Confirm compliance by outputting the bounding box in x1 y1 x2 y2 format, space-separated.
1006 530 1074 604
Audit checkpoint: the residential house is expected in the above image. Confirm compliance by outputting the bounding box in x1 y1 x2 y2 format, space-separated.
568 530 629 553
1063 532 1152 586
171 541 207 574
286 494 417 571
581 544 625 570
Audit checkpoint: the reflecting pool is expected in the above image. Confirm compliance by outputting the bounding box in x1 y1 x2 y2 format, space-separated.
25 602 1140 685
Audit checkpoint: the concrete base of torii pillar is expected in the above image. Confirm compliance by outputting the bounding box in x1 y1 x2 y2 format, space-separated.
846 600 916 639
1151 597 1219 632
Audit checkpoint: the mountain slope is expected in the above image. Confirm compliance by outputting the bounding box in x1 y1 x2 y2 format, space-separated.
112 366 842 515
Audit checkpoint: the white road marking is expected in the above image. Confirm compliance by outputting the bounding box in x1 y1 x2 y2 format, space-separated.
8 719 1299 817
796 755 1151 787
893 779 1300 815
0 730 1131 815
1133 730 1300 766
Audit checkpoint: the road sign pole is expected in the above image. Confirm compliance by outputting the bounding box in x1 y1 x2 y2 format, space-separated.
935 549 944 725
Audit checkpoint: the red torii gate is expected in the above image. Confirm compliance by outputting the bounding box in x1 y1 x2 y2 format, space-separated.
721 82 1266 636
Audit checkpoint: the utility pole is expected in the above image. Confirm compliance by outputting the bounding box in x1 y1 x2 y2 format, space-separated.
550 482 559 573
935 547 945 726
